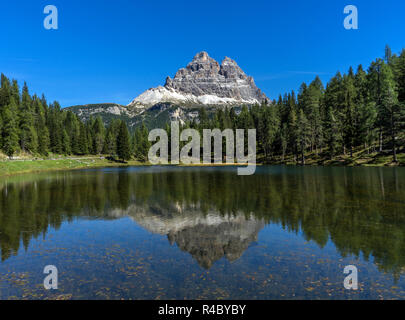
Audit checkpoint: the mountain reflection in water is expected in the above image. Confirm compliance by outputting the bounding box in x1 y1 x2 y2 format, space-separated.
0 166 404 278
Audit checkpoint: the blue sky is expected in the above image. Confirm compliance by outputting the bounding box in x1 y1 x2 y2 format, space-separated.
1 0 404 107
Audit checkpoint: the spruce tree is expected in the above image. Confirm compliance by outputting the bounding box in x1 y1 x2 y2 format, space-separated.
79 122 89 155
117 121 131 161
343 72 357 157
19 82 38 154
324 73 345 126
92 116 106 154
62 129 71 155
287 107 298 162
64 111 81 155
2 98 19 157
47 102 63 154
262 105 280 161
104 131 116 156
0 74 11 107
297 109 310 165
301 77 324 154
396 50 405 104
280 124 288 162
368 59 386 152
379 63 401 161
33 97 50 155
38 126 51 156
324 108 340 160
353 65 377 150
140 123 151 161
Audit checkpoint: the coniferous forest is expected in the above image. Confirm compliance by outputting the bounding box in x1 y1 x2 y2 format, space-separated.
0 46 404 165
191 46 405 165
0 74 150 161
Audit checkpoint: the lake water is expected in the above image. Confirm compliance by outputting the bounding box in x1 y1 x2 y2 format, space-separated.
0 166 404 300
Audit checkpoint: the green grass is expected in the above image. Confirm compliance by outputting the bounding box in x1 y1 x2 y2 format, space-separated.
269 146 405 167
0 157 147 177
1 143 404 178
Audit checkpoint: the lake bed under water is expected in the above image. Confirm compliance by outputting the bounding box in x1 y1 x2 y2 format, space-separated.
0 166 404 300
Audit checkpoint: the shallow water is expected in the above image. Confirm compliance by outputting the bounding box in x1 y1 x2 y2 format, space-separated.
0 166 404 300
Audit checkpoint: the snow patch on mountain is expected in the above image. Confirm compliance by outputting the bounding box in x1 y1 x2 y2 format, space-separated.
128 51 268 108
129 86 260 107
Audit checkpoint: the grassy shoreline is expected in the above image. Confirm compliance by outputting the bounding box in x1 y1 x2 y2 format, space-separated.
0 157 148 177
263 145 405 167
0 149 404 178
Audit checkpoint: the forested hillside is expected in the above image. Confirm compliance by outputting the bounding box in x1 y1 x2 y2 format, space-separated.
186 46 405 165
0 46 404 165
0 76 148 161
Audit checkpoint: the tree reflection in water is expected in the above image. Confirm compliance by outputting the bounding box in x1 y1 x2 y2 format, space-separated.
0 166 404 278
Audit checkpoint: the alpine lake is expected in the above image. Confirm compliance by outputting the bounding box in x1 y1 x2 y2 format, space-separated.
0 165 404 300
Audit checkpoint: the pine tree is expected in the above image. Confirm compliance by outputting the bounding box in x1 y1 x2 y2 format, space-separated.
104 131 116 156
353 65 377 151
19 82 38 154
11 80 20 105
297 109 310 165
117 121 131 161
133 127 142 159
342 72 357 157
133 123 151 161
396 50 405 104
62 129 71 155
287 107 298 162
92 116 105 154
85 122 94 155
262 105 280 161
323 73 340 154
64 111 81 155
47 102 63 154
280 123 288 162
355 102 377 153
0 74 11 107
324 108 340 160
38 126 51 156
300 77 324 154
2 98 19 157
33 97 50 155
385 45 393 65
140 123 151 161
78 122 89 155
103 119 121 155
368 59 386 152
379 63 401 162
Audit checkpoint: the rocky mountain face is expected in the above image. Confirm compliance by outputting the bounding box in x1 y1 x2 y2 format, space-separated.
129 51 268 107
106 202 265 269
67 52 269 129
166 215 264 269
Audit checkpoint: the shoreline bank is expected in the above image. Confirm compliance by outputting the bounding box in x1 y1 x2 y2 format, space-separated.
0 157 149 178
0 153 404 178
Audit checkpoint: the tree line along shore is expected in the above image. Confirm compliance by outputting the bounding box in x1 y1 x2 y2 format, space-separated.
0 46 404 177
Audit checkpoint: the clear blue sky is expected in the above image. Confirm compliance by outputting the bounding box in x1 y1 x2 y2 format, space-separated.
1 0 404 107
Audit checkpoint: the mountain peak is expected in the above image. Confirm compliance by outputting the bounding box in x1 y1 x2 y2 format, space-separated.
221 56 237 65
192 51 210 61
129 52 269 107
